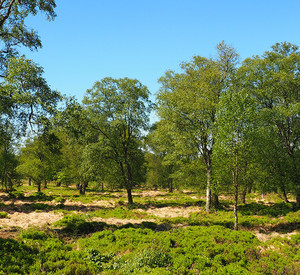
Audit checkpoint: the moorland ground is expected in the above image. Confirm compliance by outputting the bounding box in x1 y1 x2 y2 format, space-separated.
0 184 299 274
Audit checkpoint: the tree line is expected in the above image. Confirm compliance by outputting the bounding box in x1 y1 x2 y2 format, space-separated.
0 1 299 230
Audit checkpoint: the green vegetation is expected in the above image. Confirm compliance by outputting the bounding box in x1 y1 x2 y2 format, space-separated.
0 1 299 274
0 220 299 274
0 185 299 273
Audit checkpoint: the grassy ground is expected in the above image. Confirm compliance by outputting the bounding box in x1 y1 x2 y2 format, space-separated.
0 183 299 274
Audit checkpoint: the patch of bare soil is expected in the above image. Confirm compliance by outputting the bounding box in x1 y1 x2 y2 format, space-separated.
254 230 298 242
64 199 115 208
132 190 169 197
146 206 202 218
0 211 64 229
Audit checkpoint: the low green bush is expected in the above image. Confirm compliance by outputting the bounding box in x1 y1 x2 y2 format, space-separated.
8 191 25 199
53 214 107 234
54 197 66 204
0 211 8 218
1 224 299 274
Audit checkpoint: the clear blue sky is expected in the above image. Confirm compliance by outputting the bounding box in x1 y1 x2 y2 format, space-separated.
23 0 300 105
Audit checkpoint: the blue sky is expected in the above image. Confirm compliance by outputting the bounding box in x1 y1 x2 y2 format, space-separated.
23 0 300 105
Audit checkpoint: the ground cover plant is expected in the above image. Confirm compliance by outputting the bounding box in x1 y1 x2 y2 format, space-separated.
0 184 299 274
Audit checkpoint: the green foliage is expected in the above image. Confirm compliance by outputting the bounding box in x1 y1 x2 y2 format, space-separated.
19 228 49 241
0 211 8 218
8 190 25 199
86 249 115 271
17 132 62 192
54 196 66 204
0 237 37 274
53 214 106 234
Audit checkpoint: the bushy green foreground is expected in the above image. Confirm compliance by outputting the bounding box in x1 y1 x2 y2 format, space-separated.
1 225 299 275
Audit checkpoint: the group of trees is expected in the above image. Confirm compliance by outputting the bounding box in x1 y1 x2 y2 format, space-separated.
152 41 299 229
0 1 299 230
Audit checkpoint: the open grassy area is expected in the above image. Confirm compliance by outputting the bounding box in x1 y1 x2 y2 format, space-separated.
0 184 299 274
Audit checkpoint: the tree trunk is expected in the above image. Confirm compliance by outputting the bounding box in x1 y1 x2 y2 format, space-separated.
82 181 87 195
280 185 289 203
37 182 41 192
169 178 173 193
77 182 84 195
205 164 211 213
241 187 247 204
247 182 252 194
296 193 300 209
44 180 47 189
77 181 88 195
212 193 219 208
234 187 239 231
28 178 31 186
127 188 133 204
233 151 239 231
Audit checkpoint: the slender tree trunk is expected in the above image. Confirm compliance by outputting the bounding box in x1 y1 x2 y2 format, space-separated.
247 182 252 194
28 178 31 186
125 158 134 204
233 151 239 231
296 193 300 209
44 180 47 189
280 185 289 203
77 182 84 195
205 163 211 213
77 181 88 195
212 193 219 208
169 178 173 193
127 188 133 204
82 181 88 195
37 182 41 192
241 187 247 204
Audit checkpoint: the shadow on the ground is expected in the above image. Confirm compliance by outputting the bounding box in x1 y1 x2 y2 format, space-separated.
238 202 297 217
53 220 172 238
0 202 114 214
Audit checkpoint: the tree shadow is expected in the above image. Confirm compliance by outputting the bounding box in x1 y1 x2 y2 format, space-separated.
52 220 172 238
1 201 114 214
238 202 297 217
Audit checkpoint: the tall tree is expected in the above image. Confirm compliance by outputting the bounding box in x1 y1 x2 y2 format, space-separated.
238 42 300 207
156 42 239 212
213 85 257 230
82 77 152 204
